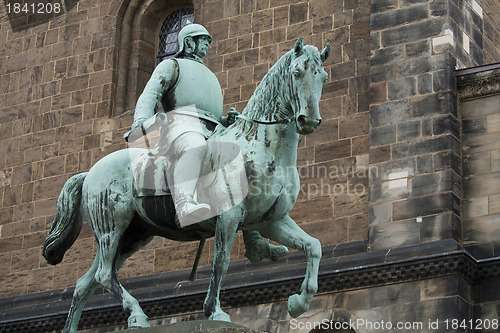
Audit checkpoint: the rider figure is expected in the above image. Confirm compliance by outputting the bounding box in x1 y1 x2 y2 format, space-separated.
130 22 287 262
131 22 236 225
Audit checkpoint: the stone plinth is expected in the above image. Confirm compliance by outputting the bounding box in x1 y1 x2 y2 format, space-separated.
119 320 264 333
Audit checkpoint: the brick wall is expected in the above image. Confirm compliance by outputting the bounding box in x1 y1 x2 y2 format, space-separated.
1 0 500 330
81 275 467 333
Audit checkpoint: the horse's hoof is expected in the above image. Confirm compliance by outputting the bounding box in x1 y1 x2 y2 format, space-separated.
288 294 308 318
209 310 231 322
128 314 150 328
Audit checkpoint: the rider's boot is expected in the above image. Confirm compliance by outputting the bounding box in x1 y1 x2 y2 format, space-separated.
174 194 210 227
172 141 210 227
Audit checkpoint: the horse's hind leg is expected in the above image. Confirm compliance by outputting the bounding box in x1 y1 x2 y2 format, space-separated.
259 215 321 318
63 231 153 333
63 254 100 333
95 233 150 328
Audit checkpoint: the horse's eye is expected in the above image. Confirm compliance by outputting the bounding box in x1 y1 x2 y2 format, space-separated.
293 70 301 78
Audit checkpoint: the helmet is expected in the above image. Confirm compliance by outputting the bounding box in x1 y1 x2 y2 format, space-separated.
174 21 212 57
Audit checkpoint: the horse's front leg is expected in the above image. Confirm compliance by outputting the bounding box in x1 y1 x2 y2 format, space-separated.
260 215 321 318
204 207 242 322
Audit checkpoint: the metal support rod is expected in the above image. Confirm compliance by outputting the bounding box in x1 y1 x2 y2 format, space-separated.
189 238 206 281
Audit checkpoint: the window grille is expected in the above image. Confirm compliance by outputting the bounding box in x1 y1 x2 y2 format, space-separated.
157 8 194 64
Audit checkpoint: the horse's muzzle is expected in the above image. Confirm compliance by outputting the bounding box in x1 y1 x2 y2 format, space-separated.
296 115 322 134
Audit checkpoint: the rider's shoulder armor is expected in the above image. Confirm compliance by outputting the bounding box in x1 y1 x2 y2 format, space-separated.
162 58 223 122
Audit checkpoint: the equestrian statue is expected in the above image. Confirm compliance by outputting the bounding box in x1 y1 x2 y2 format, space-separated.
43 22 331 332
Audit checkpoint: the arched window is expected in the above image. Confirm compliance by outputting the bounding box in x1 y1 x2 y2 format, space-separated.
157 8 194 64
115 2 197 114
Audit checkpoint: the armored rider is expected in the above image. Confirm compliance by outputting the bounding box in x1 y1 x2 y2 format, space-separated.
130 22 287 261
130 22 229 224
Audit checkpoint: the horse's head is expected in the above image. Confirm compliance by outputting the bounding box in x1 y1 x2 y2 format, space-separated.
286 38 331 135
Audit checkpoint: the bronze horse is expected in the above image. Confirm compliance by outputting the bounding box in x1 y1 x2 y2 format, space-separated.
43 38 331 332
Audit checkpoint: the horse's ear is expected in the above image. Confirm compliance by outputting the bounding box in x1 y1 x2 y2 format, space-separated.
320 43 331 63
294 37 304 55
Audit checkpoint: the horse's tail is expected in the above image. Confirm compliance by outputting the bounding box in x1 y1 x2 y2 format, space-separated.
43 172 88 265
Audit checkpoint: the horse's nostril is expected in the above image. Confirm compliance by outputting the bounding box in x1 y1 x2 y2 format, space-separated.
297 115 307 127
317 118 322 126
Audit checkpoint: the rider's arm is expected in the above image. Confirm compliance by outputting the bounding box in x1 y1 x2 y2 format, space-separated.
131 60 179 130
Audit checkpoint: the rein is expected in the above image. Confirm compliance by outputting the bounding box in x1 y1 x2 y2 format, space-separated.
236 114 295 125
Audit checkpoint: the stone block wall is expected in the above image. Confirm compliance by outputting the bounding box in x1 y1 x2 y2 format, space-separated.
482 0 500 64
462 95 500 251
0 0 372 298
461 82 500 326
77 276 470 333
459 70 500 327
367 0 486 251
0 0 127 298
458 65 500 258
200 0 372 246
1 0 500 325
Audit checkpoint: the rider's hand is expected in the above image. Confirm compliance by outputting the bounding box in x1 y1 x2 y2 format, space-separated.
131 118 146 131
227 108 239 125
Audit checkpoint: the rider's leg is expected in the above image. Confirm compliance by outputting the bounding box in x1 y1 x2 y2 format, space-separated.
171 132 210 225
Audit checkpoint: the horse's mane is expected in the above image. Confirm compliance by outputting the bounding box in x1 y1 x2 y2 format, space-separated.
234 45 322 138
234 49 295 138
245 50 294 120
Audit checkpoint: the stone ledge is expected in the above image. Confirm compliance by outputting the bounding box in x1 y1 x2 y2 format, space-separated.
456 63 500 100
191 328 262 333
117 320 260 333
2 240 500 332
